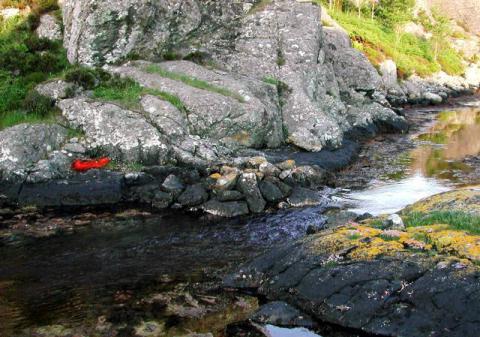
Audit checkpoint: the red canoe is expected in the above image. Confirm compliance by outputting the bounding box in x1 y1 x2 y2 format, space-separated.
71 157 111 172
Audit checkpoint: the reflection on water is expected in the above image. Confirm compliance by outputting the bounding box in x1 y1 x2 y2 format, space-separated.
346 106 480 215
412 109 480 180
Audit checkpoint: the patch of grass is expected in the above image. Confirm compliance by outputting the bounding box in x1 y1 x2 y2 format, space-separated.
66 127 85 139
404 211 480 235
93 76 187 113
348 233 362 240
379 234 400 241
145 64 245 103
0 9 70 130
0 109 57 129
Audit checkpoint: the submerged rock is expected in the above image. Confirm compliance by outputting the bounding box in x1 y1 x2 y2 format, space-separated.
251 301 316 328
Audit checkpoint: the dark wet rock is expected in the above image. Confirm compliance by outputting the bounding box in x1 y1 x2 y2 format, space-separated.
251 301 316 328
152 191 173 210
178 184 209 207
324 210 358 228
214 190 244 202
236 173 266 213
355 213 373 222
290 166 326 188
287 187 326 208
258 180 284 203
201 200 249 218
225 218 480 337
161 174 185 196
18 170 123 207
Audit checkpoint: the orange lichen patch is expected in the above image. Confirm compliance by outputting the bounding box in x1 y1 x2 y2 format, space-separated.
228 131 252 146
408 225 480 262
349 237 405 260
209 173 222 180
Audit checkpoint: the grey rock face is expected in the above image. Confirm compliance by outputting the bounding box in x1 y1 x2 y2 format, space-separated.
109 60 283 149
58 98 169 164
62 0 251 65
0 124 68 182
36 14 62 41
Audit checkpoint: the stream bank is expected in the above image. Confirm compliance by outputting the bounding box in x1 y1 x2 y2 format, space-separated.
1 98 479 336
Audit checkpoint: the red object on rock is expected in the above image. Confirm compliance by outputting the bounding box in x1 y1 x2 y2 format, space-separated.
71 157 111 172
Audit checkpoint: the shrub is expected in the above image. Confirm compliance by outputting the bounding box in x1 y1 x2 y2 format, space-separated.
64 67 98 89
21 90 54 116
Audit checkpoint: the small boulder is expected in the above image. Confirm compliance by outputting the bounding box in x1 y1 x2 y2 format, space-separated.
385 214 405 230
178 184 209 207
201 200 249 217
423 92 443 105
236 173 266 213
287 187 326 208
36 14 63 41
162 174 185 196
259 180 284 203
258 162 281 177
276 160 296 171
36 80 75 101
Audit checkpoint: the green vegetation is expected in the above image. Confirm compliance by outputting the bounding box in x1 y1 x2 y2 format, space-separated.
93 75 187 113
316 0 466 78
0 2 69 130
145 64 245 103
404 211 480 235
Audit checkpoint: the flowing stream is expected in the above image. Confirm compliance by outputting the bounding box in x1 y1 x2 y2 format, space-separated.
0 101 479 337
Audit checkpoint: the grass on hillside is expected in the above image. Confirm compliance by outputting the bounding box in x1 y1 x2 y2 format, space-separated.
327 10 465 78
0 7 70 130
145 64 245 103
404 211 480 235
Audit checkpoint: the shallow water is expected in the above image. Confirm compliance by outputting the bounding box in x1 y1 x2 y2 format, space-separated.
345 105 480 215
0 204 329 336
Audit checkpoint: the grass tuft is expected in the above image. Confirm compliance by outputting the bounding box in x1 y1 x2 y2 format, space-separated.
145 64 245 103
404 211 480 235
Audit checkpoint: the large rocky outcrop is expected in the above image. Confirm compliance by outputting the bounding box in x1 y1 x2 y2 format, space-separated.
62 0 406 153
